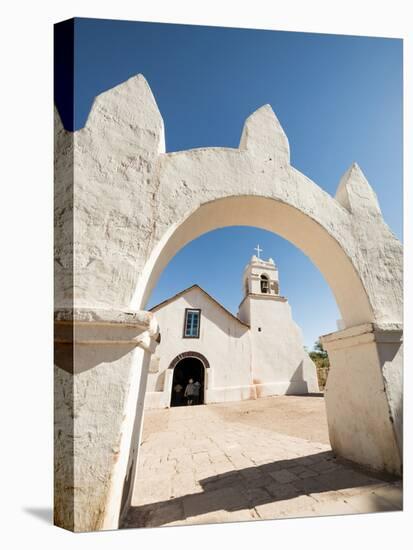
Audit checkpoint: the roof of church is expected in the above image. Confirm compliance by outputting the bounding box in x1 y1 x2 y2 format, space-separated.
149 284 250 327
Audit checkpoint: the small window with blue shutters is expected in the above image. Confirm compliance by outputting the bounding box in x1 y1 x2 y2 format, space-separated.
183 308 201 338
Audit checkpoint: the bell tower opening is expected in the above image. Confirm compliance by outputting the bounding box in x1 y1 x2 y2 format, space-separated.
260 274 269 293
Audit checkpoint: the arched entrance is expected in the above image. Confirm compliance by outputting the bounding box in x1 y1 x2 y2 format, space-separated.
170 357 205 406
168 351 210 407
134 192 402 472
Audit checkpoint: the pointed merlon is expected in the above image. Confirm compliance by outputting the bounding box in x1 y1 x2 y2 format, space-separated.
335 162 382 217
239 105 290 165
84 74 165 154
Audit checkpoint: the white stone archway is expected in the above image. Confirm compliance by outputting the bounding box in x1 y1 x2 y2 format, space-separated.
54 75 403 531
136 194 374 327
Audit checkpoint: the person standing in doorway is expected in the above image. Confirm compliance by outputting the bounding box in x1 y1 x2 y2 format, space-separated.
173 382 184 406
184 378 195 405
192 379 201 405
184 378 202 405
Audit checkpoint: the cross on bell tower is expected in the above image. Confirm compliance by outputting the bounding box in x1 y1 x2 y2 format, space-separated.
254 244 263 259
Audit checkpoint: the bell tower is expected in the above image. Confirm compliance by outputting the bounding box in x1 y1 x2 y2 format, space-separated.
238 245 281 326
242 251 279 299
238 246 319 396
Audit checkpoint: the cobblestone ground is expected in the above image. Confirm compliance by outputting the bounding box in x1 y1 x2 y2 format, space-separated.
122 396 402 529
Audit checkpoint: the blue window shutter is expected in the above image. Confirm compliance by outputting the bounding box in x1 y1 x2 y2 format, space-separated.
185 310 200 337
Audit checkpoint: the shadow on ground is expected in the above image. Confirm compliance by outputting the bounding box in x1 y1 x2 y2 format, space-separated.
23 507 53 524
122 451 402 529
289 393 324 397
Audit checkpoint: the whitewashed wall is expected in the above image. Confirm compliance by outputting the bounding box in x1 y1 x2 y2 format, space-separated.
239 296 319 395
145 287 252 408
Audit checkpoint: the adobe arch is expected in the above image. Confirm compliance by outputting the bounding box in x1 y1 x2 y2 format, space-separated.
54 74 403 532
136 194 374 329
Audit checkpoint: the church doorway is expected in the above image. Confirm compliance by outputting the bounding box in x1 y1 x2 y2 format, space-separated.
170 357 205 407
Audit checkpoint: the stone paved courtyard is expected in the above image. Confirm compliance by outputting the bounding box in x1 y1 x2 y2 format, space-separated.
122 395 402 529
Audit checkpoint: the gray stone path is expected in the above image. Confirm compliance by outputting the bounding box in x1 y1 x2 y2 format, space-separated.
123 397 402 528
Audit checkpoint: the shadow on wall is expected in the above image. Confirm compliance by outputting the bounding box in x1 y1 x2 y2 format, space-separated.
154 369 166 391
377 340 403 454
55 343 138 374
54 321 147 374
285 361 308 395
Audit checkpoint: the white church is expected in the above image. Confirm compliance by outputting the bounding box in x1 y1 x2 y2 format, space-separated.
144 248 319 409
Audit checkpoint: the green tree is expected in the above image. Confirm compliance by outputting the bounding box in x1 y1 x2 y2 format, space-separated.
308 339 330 390
313 339 327 356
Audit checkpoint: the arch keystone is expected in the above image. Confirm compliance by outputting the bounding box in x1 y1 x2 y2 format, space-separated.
335 162 382 217
239 104 290 164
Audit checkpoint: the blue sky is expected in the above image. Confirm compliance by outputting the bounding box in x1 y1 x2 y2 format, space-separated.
57 18 403 349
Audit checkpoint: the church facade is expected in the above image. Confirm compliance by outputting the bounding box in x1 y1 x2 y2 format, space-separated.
144 253 319 409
